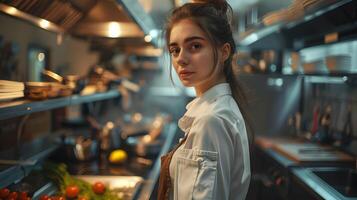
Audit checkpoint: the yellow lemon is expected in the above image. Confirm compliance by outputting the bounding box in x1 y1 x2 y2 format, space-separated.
109 149 128 164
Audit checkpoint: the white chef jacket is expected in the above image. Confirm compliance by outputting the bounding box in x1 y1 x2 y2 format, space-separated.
169 83 251 200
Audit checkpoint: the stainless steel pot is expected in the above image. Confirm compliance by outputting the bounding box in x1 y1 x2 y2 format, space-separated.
59 135 98 161
126 136 163 157
121 114 168 157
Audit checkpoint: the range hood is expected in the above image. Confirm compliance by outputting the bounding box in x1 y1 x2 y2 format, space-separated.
71 0 144 38
0 0 160 47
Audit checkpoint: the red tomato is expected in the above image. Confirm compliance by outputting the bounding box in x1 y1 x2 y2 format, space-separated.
0 188 10 198
92 182 106 195
39 195 49 200
7 191 18 199
65 185 79 198
18 191 28 200
50 195 65 200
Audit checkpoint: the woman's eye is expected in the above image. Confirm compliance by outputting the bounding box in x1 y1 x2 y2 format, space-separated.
190 43 202 51
169 48 180 56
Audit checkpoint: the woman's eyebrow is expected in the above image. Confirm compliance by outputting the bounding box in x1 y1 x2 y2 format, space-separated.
184 36 205 43
169 36 205 47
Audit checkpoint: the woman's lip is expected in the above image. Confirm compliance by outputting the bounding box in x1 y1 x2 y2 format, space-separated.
179 71 194 76
179 71 194 79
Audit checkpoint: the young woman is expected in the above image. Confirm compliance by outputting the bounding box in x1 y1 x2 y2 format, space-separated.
158 1 253 199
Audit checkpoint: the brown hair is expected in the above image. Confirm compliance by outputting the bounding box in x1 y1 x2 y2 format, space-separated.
165 0 254 143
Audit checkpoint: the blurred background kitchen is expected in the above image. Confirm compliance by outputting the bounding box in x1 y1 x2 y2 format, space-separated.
0 0 356 199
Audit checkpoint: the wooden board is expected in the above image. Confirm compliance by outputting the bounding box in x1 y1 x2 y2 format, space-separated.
255 136 355 163
272 143 354 162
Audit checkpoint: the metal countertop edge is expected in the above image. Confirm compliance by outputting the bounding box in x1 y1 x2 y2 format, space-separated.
134 123 178 200
292 167 353 200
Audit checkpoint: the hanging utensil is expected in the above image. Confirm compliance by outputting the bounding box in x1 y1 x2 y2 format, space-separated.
311 103 320 136
341 104 353 145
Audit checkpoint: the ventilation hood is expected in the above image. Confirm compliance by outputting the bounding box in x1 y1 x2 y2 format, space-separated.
71 0 144 38
0 0 160 47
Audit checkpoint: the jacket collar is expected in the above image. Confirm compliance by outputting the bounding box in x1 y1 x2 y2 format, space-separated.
178 83 231 133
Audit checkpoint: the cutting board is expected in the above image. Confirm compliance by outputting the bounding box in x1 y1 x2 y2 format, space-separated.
273 142 355 162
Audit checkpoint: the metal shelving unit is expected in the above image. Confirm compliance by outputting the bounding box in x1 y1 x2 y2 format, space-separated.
0 136 61 188
285 0 357 50
0 90 121 120
238 0 357 50
0 90 121 188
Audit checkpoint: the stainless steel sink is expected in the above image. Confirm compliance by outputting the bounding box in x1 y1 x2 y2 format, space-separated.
312 168 357 198
293 167 357 200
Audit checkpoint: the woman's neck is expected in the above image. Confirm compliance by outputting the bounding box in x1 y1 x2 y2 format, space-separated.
194 76 226 97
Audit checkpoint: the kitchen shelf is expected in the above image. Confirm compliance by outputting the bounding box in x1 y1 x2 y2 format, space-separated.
0 135 61 188
0 90 121 120
238 23 287 50
238 0 357 50
285 0 357 50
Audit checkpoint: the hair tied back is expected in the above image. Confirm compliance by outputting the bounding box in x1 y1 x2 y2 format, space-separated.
194 0 229 13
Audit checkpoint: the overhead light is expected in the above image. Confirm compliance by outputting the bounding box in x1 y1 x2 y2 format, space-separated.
39 19 50 29
144 35 152 42
0 4 64 33
305 76 347 84
149 29 160 38
37 53 45 62
108 22 121 38
4 6 17 15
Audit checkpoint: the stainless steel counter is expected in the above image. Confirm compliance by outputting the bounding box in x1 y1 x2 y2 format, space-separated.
254 136 355 200
292 167 356 200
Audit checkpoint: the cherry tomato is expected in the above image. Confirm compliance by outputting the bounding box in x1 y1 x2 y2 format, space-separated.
7 191 18 199
39 195 50 200
50 195 64 200
78 196 88 200
65 185 79 198
92 181 106 195
18 191 28 200
0 188 10 198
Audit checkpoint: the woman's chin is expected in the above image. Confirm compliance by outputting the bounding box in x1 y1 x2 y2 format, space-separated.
180 80 194 87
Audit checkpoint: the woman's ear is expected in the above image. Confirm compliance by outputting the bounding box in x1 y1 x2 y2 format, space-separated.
221 43 231 62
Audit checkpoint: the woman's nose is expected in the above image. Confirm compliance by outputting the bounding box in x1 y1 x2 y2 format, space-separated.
177 50 188 66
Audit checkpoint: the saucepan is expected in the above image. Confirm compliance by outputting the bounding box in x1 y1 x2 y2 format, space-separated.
122 114 168 157
54 135 98 162
42 70 86 94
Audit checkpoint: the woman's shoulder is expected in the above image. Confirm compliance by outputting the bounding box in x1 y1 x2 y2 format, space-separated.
189 113 235 151
189 95 245 134
208 95 243 123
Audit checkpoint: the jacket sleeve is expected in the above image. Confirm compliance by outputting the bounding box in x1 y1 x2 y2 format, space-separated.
189 115 234 200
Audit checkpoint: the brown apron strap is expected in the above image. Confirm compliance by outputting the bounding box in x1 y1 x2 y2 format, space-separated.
157 135 188 200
